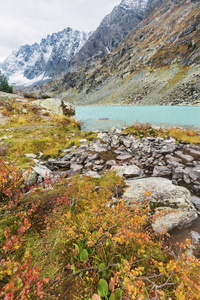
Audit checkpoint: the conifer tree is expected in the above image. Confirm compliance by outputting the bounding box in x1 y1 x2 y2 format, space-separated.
0 71 13 93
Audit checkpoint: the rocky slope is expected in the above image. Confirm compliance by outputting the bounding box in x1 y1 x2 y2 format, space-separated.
35 0 200 106
70 0 148 69
1 28 90 87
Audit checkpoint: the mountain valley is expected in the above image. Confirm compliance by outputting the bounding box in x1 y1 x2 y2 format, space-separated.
1 0 200 106
30 0 200 106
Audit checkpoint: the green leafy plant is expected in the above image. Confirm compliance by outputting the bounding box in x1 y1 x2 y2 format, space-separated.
80 249 89 262
97 279 109 298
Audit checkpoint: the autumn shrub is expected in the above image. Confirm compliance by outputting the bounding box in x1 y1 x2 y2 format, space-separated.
123 122 200 144
0 160 200 300
164 128 200 144
0 159 49 299
123 121 160 138
27 172 200 299
0 158 23 203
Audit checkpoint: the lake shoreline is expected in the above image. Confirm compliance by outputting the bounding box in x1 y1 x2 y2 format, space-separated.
75 105 200 131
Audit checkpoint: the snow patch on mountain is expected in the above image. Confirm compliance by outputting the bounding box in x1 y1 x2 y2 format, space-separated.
120 0 149 10
8 71 50 87
1 27 90 86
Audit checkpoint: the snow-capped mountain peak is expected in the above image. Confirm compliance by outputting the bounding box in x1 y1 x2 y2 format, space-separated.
120 0 149 10
1 27 91 86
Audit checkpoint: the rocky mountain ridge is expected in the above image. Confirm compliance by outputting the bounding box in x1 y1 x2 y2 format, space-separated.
70 0 149 69
35 0 200 106
1 28 90 87
1 0 150 86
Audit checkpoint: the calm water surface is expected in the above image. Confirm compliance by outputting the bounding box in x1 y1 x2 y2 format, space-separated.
75 106 200 131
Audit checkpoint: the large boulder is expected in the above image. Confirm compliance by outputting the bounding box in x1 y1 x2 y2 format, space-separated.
62 101 75 116
32 98 75 116
32 98 63 115
123 177 198 234
0 91 17 104
23 170 37 186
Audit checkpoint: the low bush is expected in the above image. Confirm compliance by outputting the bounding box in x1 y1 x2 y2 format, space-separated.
123 122 200 144
23 93 38 99
0 160 199 299
122 121 160 138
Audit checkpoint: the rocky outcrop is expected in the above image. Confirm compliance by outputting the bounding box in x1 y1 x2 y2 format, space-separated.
71 0 147 69
123 177 197 233
0 91 17 104
32 98 75 116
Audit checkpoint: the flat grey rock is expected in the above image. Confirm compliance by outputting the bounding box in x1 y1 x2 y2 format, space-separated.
175 151 194 163
112 164 141 178
25 153 37 159
191 230 200 244
32 165 52 178
116 153 132 161
191 196 200 213
92 143 108 152
85 170 101 178
70 164 83 172
106 160 116 167
184 147 200 158
153 166 172 177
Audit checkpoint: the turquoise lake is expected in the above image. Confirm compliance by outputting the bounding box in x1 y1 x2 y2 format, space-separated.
75 106 200 131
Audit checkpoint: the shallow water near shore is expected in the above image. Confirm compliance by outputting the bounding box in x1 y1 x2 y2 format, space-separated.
75 106 200 131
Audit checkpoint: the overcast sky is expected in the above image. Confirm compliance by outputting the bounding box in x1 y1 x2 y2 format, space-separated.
0 0 121 62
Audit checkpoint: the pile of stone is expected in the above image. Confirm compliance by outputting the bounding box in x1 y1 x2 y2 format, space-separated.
24 128 200 234
39 129 200 193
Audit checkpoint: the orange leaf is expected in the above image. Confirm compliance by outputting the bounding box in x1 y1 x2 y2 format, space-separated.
74 249 79 256
92 294 102 300
109 277 115 292
65 263 71 269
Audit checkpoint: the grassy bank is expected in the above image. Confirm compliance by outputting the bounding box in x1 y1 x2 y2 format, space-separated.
123 121 200 144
